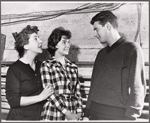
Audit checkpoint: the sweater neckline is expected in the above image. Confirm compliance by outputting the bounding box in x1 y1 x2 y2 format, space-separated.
17 59 38 72
106 36 126 53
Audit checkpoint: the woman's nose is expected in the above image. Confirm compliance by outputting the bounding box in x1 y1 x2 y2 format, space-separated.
38 38 43 43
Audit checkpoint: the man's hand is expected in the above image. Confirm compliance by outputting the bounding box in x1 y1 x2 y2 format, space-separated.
125 110 137 120
82 117 89 121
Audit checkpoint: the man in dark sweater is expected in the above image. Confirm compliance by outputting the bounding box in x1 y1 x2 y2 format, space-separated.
83 11 146 120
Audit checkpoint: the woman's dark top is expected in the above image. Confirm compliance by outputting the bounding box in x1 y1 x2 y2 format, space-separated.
6 60 45 120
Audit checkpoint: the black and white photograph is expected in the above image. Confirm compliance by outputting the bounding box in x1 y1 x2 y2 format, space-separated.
1 1 149 122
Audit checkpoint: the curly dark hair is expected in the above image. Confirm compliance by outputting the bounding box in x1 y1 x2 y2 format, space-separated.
90 10 118 28
47 27 72 56
12 25 39 58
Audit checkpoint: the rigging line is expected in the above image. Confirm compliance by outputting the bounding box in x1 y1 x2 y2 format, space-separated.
1 3 92 26
1 3 92 20
32 3 124 21
102 3 125 11
1 3 121 21
77 3 105 9
30 3 94 21
138 4 142 46
71 3 124 12
30 3 123 21
1 9 77 26
78 3 117 10
2 3 100 25
1 3 119 20
134 3 142 44
74 3 91 9
1 3 124 26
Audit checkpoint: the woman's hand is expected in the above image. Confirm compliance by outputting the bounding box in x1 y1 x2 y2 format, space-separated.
20 84 54 106
39 84 54 101
77 113 82 120
65 110 78 120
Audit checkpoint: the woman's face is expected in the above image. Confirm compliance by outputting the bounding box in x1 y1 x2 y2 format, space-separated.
25 33 43 55
55 35 70 56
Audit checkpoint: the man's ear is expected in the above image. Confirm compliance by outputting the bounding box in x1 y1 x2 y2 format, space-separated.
24 44 29 50
106 22 111 31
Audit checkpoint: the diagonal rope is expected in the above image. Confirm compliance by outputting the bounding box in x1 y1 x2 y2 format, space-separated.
1 3 124 26
134 3 142 46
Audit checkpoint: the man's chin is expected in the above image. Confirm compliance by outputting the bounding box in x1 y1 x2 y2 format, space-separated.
100 42 107 47
100 41 106 44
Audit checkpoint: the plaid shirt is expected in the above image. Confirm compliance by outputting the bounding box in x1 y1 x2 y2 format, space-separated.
40 57 83 120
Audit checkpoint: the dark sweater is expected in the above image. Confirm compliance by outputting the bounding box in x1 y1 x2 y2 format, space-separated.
6 60 45 120
84 37 146 119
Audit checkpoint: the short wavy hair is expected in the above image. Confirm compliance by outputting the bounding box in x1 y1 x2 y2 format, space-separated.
90 10 118 28
12 25 39 58
47 27 71 56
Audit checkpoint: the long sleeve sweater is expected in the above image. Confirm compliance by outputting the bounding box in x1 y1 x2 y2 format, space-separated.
6 60 44 120
84 37 147 119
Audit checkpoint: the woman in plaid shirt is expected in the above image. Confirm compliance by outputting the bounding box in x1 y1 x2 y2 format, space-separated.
40 27 83 120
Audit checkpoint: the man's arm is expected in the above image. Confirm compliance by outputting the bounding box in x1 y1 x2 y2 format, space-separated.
125 44 147 119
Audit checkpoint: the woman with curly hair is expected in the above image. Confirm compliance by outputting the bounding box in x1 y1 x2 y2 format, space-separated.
6 25 53 120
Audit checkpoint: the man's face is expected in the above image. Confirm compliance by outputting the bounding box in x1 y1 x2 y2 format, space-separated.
93 21 108 44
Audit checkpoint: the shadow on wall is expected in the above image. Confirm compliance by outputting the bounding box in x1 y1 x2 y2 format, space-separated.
35 49 51 62
35 44 80 63
66 44 80 64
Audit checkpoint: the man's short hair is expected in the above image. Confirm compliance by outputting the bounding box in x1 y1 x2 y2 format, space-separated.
90 10 118 28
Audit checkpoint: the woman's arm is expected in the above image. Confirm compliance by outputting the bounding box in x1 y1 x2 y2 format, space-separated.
6 65 53 108
20 84 53 106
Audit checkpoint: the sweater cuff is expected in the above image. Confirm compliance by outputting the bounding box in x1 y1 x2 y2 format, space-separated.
125 106 142 119
10 96 21 108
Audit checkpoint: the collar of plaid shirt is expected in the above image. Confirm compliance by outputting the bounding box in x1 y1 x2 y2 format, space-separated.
50 57 77 68
50 57 78 93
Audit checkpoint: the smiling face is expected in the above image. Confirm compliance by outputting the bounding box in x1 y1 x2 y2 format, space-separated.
55 35 70 56
93 21 108 44
24 33 43 55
